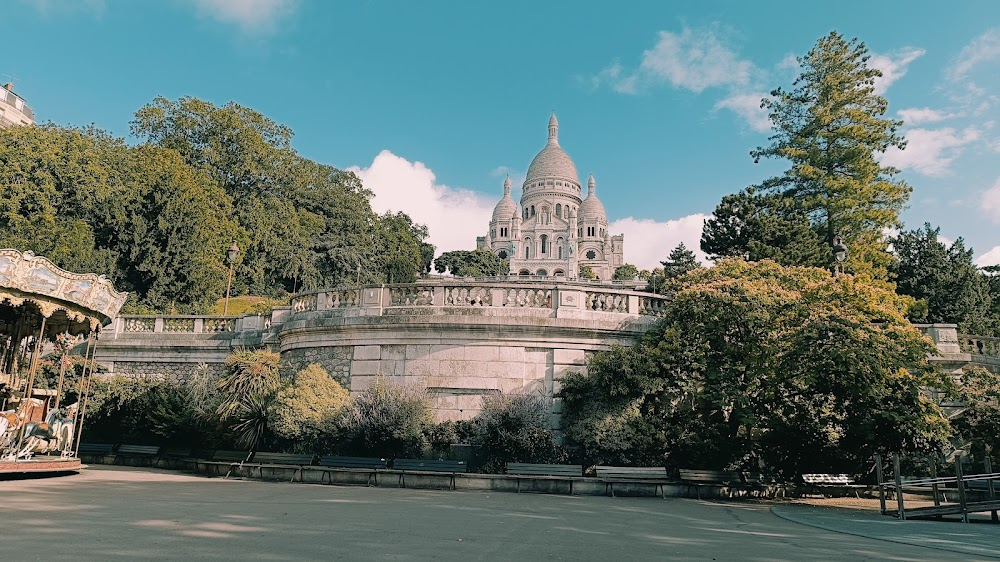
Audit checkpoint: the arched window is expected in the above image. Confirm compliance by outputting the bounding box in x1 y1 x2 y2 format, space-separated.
536 269 548 277
553 269 565 277
524 238 532 258
557 237 564 258
540 234 548 255
519 269 530 276
530 205 535 217
556 204 562 218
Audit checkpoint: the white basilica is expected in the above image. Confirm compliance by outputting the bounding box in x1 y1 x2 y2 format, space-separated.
477 115 624 280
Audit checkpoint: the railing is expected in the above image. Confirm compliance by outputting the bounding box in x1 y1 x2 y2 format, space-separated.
117 315 237 334
958 334 1000 359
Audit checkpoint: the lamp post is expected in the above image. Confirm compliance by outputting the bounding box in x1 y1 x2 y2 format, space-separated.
832 235 848 277
224 241 239 316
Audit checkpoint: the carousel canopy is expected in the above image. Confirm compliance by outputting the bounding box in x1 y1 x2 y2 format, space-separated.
0 249 127 335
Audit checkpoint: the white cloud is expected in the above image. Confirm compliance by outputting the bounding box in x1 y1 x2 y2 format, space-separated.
714 92 771 132
897 107 954 126
349 150 495 255
869 47 925 95
981 176 1000 223
609 214 710 271
190 0 295 31
949 28 1000 80
596 26 753 94
975 246 1000 267
881 127 981 175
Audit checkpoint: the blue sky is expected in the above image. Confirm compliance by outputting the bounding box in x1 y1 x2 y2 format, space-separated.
8 0 1000 269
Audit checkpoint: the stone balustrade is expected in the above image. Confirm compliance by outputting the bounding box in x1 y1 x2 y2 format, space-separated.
288 279 669 318
114 315 238 334
958 333 1000 359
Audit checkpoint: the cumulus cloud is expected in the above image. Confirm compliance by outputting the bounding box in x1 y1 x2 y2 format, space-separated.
609 214 710 271
714 92 771 132
949 28 1000 80
595 26 754 94
881 127 981 175
975 246 1000 267
190 0 295 31
348 150 495 255
897 107 954 126
982 176 1000 223
869 47 925 95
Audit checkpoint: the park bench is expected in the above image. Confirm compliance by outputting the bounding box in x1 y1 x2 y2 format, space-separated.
304 455 388 486
159 448 193 469
392 459 467 490
77 443 115 460
245 452 317 482
506 463 584 494
116 444 161 466
678 469 743 499
597 466 671 498
802 473 858 497
197 450 252 478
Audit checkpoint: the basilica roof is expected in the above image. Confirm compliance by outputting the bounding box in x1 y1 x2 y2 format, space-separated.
524 114 580 187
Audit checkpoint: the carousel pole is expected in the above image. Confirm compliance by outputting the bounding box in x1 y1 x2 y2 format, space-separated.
12 314 46 457
73 331 101 457
53 335 70 410
70 332 95 455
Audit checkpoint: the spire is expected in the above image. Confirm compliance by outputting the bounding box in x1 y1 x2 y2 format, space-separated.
503 175 511 196
587 174 596 195
547 113 559 146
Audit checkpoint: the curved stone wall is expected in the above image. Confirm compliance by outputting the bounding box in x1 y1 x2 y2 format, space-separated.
97 279 669 423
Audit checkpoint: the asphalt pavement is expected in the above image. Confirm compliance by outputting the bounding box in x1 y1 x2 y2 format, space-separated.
2 465 997 561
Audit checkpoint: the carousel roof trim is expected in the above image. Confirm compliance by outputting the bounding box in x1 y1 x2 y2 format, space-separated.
0 249 127 327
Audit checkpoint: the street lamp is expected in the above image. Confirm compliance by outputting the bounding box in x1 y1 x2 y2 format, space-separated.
832 235 848 277
224 241 239 315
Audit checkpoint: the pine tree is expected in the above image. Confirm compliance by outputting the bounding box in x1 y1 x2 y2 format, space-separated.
751 32 910 279
661 243 700 279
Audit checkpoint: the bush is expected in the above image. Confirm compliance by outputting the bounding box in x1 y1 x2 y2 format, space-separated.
341 377 432 458
271 364 350 452
218 349 283 450
470 392 565 473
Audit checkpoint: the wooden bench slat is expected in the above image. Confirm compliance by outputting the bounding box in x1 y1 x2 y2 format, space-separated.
118 445 161 456
210 450 253 463
507 463 583 476
251 453 316 465
802 473 853 485
161 448 192 458
393 459 467 473
679 469 742 483
317 456 387 469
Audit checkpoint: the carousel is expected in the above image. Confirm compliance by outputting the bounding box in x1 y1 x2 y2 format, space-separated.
0 249 126 474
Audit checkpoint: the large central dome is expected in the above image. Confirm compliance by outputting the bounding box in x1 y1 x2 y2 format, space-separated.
524 114 580 186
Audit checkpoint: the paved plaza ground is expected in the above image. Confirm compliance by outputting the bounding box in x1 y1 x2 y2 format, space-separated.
3 466 999 561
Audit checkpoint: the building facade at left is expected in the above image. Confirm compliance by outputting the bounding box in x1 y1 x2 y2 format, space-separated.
0 83 34 128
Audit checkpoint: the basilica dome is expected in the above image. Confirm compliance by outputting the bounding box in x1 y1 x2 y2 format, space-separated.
579 174 608 224
524 114 580 186
492 176 518 223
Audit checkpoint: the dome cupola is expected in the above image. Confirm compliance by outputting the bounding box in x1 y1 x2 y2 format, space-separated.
524 113 580 190
579 174 608 225
491 176 518 223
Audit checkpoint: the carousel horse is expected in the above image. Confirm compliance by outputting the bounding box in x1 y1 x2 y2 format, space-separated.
15 402 77 459
0 397 44 458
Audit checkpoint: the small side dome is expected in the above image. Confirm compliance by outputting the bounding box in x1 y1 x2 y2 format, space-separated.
491 176 518 223
579 174 608 224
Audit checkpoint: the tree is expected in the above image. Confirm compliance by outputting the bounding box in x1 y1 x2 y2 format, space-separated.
271 364 351 452
660 243 701 279
613 264 640 281
434 249 509 277
953 367 1000 468
560 260 952 475
701 190 824 267
891 223 992 333
752 32 910 279
470 393 565 473
342 377 432 458
218 349 283 450
578 264 597 280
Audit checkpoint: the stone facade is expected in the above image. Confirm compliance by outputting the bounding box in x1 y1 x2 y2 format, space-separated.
281 346 353 386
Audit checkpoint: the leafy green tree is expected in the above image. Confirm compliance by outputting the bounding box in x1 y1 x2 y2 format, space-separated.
578 264 597 280
701 190 825 267
752 32 910 279
560 260 952 475
660 242 701 279
891 223 992 333
953 367 1000 468
613 264 640 281
434 249 509 277
271 364 351 452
